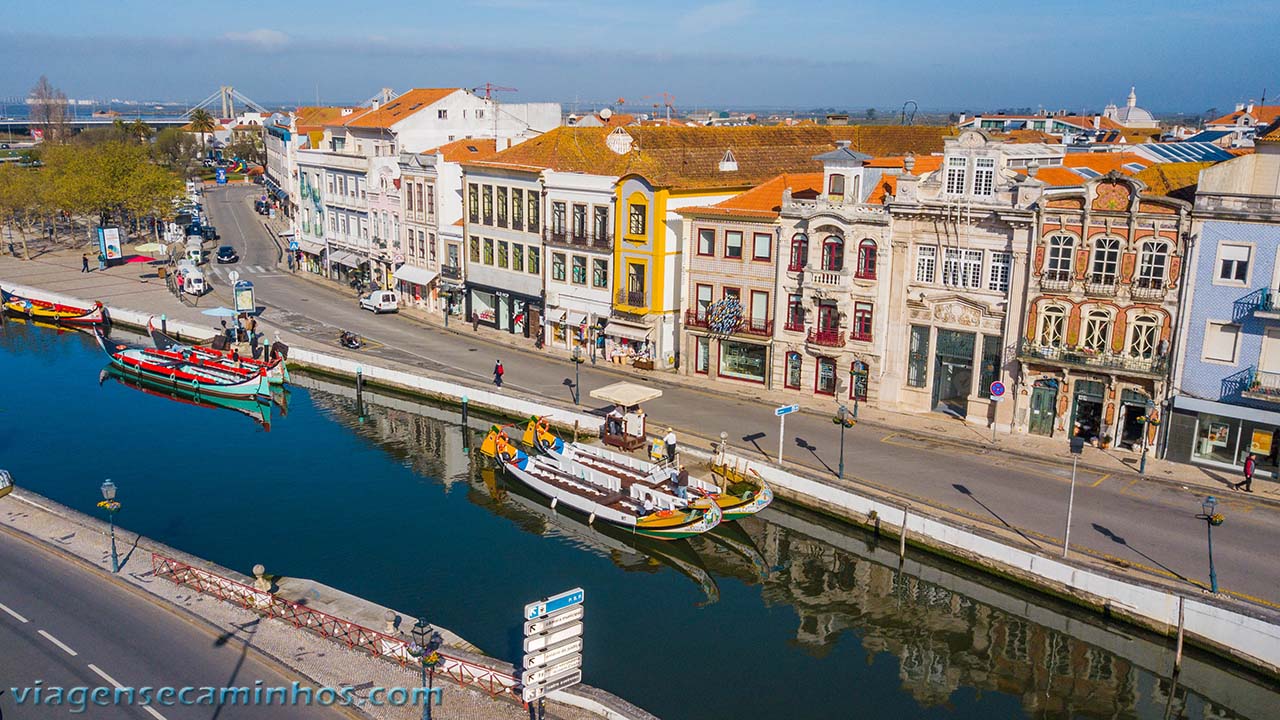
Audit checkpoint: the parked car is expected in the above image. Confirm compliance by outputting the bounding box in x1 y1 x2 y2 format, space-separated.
216 246 239 264
358 290 400 314
201 225 218 241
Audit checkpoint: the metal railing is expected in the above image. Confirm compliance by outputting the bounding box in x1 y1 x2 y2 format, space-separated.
544 229 612 250
1244 368 1280 401
1040 270 1073 292
807 328 845 347
615 289 647 308
151 553 520 699
684 310 772 336
1130 277 1167 301
684 309 708 328
440 265 462 281
1084 275 1118 296
1018 340 1167 375
783 319 805 333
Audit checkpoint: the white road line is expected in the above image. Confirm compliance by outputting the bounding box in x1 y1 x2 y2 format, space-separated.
0 601 30 623
38 629 78 656
89 664 170 719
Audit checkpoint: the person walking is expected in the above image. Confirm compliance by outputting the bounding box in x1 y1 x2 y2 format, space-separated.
176 273 185 295
81 253 89 273
664 427 678 464
1236 453 1256 492
493 360 504 389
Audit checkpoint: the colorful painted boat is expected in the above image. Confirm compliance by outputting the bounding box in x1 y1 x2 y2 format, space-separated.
101 365 272 429
94 329 271 401
147 317 289 386
2 286 107 325
482 428 721 540
521 417 773 522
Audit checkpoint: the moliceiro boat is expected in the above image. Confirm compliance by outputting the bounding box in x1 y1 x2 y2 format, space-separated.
147 317 290 386
2 286 108 325
522 417 774 522
481 428 721 540
95 330 271 401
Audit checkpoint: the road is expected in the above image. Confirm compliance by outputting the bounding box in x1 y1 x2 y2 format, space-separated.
203 185 1280 610
0 529 348 719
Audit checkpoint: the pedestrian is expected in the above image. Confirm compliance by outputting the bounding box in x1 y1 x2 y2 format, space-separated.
98 252 107 271
176 273 185 295
473 313 482 332
676 465 689 500
81 253 89 273
664 427 678 464
1236 453 1256 492
493 359 504 388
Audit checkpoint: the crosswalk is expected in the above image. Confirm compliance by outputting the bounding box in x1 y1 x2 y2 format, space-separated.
206 265 281 282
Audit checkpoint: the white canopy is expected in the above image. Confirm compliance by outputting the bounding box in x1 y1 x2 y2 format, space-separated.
394 264 438 287
589 382 663 407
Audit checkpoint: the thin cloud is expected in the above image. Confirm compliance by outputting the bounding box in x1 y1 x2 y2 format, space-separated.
677 0 756 34
221 29 290 51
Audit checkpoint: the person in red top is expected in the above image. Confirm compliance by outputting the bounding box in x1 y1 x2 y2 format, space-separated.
493 360 504 389
1235 453 1256 492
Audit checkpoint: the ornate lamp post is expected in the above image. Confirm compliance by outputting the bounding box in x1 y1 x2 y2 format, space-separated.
409 618 444 720
1198 496 1225 594
98 480 121 573
834 404 854 480
1138 401 1160 475
571 345 582 405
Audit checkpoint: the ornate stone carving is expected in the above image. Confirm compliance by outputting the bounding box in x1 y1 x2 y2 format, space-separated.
1093 182 1131 212
933 302 982 327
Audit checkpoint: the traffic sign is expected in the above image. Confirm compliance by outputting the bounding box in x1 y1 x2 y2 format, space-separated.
521 669 582 703
523 636 583 669
524 588 584 620
989 381 1005 397
215 167 227 185
523 621 582 654
524 605 583 636
228 270 240 284
523 654 582 687
289 240 300 251
775 404 799 417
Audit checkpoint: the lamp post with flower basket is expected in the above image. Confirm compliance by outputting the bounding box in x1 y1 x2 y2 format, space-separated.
1198 496 1225 594
834 404 855 480
408 617 444 719
98 480 121 573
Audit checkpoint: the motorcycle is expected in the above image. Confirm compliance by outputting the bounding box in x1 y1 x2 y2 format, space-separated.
339 330 363 350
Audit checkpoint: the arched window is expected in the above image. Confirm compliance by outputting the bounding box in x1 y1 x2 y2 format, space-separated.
1039 306 1066 347
784 352 803 389
1083 310 1112 352
1128 314 1160 358
788 234 809 272
1046 234 1075 282
1137 241 1168 288
1090 238 1120 284
856 239 877 279
850 360 869 401
822 236 844 271
828 174 845 199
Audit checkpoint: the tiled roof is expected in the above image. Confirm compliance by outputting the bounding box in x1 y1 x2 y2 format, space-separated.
989 129 1061 144
1132 161 1213 199
1206 106 1280 127
1257 118 1280 144
1022 167 1090 187
342 89 461 129
1062 152 1149 174
864 156 945 203
676 173 824 219
294 106 348 132
429 138 497 163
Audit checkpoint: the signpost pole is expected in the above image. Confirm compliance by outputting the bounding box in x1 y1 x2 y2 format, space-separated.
988 381 1006 445
1063 437 1084 558
778 413 785 467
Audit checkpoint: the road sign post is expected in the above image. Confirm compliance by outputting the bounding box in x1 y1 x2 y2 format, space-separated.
522 588 585 714
988 382 1006 443
775 404 799 466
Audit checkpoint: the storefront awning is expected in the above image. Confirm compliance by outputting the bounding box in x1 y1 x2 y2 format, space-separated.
298 240 324 255
394 264 438 287
1173 395 1280 426
604 319 652 342
554 310 588 326
328 251 363 268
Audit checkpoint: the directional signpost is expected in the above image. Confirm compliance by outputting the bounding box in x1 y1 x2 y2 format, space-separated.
522 588 585 717
775 404 799 466
988 382 1005 442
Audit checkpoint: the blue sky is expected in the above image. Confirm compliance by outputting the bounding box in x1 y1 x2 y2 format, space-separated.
1 0 1274 113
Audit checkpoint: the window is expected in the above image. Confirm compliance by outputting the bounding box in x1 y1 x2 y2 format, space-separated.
552 252 566 281
437 109 447 120
749 290 769 331
1129 314 1159 358
723 286 740 302
786 293 805 331
1082 310 1112 352
511 188 523 230
695 284 713 320
1090 238 1120 284
816 357 837 395
988 251 1011 292
788 234 809 271
945 156 967 194
527 247 540 275
512 243 524 272
1136 241 1167 287
821 236 844 271
628 203 646 235
482 186 493 224
1039 306 1066 347
1046 234 1074 280
469 236 480 263
856 239 877 279
468 184 479 223
916 245 936 283
528 191 540 231
753 232 772 261
725 231 743 259
908 326 930 387
572 204 587 239
551 202 566 234
973 157 995 196
592 259 608 288
1217 244 1250 284
497 187 508 228
406 182 415 212
571 255 587 284
695 336 710 374
942 249 961 286
483 238 494 266
977 335 1002 397
850 361 869 401
1203 321 1240 363
697 228 715 256
828 173 845 198
416 184 425 216
962 250 983 288
785 352 803 389
852 302 873 341
593 207 609 240
426 185 434 215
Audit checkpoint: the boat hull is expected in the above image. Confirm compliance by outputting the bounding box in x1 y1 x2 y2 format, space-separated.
2 287 106 325
96 331 271 401
146 318 289 385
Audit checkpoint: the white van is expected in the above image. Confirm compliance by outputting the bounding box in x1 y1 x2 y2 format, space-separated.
175 264 207 296
359 289 400 314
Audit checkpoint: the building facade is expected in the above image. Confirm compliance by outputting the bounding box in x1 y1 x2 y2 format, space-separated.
395 152 440 308
541 171 616 353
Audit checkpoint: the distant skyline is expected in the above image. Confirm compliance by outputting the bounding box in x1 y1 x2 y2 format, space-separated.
2 0 1275 114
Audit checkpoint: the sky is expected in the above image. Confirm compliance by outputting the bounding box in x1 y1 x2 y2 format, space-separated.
2 0 1275 114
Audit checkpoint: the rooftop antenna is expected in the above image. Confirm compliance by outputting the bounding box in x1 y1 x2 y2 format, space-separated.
472 82 517 145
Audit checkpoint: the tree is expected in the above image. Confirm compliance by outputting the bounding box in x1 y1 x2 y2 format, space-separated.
225 134 265 166
28 76 71 144
129 119 154 144
187 109 216 156
153 127 199 175
0 163 38 258
865 108 877 121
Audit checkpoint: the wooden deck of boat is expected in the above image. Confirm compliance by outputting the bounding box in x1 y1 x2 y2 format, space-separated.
522 457 643 516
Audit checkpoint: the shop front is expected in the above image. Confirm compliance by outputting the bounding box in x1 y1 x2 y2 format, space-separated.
297 240 325 275
1167 395 1280 477
718 339 769 384
327 251 368 285
466 283 541 338
604 318 655 368
394 263 438 309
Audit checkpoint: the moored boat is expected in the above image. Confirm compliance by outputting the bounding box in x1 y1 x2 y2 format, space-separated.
101 365 272 429
94 329 271 401
147 317 289 386
2 286 108 325
483 427 721 540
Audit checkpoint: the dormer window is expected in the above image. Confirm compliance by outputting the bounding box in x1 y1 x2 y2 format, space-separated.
973 158 995 196
718 149 738 172
945 156 967 195
828 173 845 200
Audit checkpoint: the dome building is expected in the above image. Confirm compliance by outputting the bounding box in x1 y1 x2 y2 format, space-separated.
1103 87 1159 129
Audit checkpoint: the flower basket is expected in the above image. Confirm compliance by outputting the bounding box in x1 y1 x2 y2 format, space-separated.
1208 513 1225 527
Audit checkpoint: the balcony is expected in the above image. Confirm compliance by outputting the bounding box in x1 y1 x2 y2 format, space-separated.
615 289 648 309
1018 340 1168 378
1040 270 1073 292
807 328 845 348
783 317 805 333
440 265 463 281
1256 289 1280 321
684 310 774 337
1243 368 1280 403
684 309 708 329
544 229 613 250
850 327 873 343
1084 275 1118 297
1130 278 1168 302
801 267 851 291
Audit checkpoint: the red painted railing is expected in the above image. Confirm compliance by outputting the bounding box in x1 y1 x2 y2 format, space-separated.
807 328 845 347
151 553 520 699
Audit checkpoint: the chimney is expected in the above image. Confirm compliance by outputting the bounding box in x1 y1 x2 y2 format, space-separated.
1235 102 1246 112
370 100 380 110
958 113 967 124
1246 101 1255 114
903 154 916 175
836 140 850 149
1093 115 1101 130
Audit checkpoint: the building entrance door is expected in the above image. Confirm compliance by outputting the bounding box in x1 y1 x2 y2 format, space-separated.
932 329 976 417
1119 389 1150 449
1071 379 1106 442
1029 381 1057 437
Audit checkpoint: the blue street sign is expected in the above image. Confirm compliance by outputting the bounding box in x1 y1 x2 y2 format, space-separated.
215 167 227 185
289 240 300 251
989 381 1006 397
524 588 585 620
775 404 800 417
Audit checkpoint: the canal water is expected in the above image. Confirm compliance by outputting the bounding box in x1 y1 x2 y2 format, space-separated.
2 321 1276 720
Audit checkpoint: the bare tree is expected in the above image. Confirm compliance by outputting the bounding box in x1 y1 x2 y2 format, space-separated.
29 76 71 144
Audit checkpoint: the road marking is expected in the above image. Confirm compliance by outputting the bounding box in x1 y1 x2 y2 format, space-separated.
1089 473 1111 488
0 601 30 623
88 663 124 688
38 629 78 656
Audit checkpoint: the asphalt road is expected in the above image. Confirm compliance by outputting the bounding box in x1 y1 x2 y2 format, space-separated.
0 529 347 719
202 185 1280 610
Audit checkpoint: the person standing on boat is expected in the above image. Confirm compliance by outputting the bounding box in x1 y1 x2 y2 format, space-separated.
493 360 504 388
676 465 689 500
664 427 678 464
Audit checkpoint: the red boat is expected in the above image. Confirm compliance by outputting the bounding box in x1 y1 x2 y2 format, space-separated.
146 317 289 386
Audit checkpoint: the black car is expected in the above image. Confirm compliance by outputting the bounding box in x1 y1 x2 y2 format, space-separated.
201 225 219 241
216 246 239 264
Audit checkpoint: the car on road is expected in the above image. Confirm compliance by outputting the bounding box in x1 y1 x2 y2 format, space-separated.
216 245 239 264
201 225 219 241
359 290 400 314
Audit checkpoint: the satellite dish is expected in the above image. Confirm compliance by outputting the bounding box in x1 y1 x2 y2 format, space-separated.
599 108 613 120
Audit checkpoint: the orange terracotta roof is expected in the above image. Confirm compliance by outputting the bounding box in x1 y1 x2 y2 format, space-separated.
1257 118 1280 144
862 156 946 204
181 122 226 132
294 106 349 133
1062 152 1149 174
988 129 1061 144
677 173 824 220
452 218 465 227
1132 161 1212 199
341 89 461 129
429 138 497 163
1206 106 1280 127
1023 166 1089 187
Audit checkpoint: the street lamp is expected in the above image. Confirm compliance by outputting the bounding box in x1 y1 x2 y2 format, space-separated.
1198 496 1225 594
408 617 443 720
98 480 121 573
571 345 582 405
1138 401 1160 475
834 404 854 480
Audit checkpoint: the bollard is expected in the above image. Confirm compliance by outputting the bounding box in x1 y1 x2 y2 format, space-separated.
899 508 909 560
384 610 397 635
1174 595 1185 674
461 396 470 454
355 366 364 416
252 564 271 592
160 314 167 334
573 420 579 443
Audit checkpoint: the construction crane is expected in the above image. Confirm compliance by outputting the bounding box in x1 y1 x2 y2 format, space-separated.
641 92 675 123
473 83 517 100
